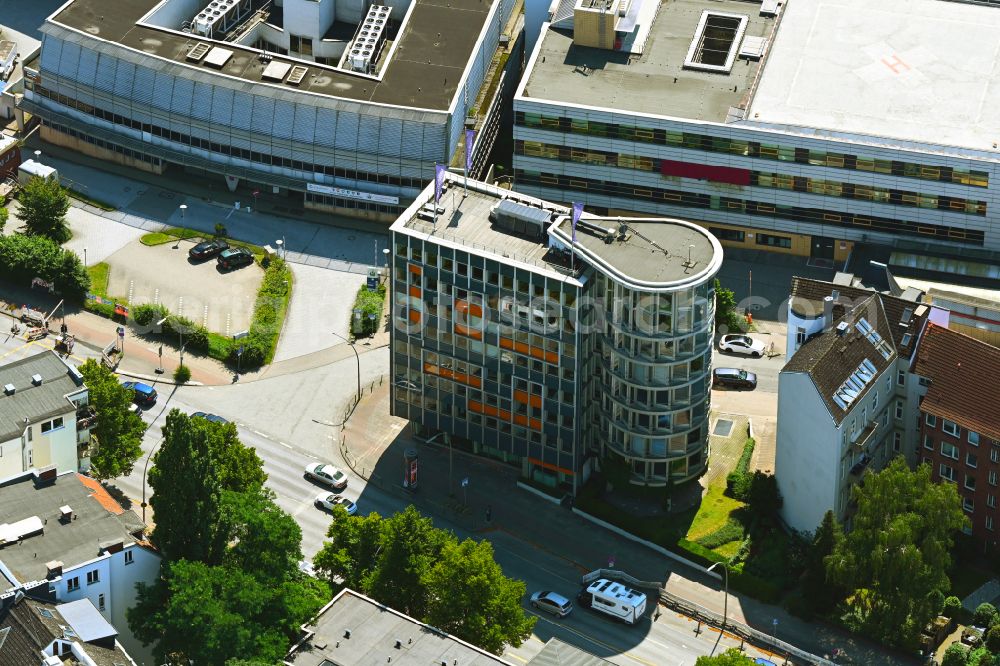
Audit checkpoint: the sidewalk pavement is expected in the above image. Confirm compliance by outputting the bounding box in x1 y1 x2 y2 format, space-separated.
342 381 918 666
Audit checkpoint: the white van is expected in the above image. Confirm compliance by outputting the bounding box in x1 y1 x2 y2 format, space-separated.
576 578 647 625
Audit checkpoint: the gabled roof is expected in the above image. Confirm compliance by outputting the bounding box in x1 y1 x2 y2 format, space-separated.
0 592 134 666
783 294 897 424
790 277 924 358
911 324 1000 443
0 351 84 441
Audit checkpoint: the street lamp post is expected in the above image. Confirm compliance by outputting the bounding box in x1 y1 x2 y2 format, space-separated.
706 562 729 657
332 331 361 406
275 238 284 261
174 205 187 249
141 438 165 524
83 247 87 267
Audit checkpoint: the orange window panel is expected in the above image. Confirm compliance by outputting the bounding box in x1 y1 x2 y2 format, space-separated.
454 372 483 388
408 308 421 323
454 323 483 340
408 263 422 276
499 337 514 350
455 299 483 317
513 414 542 431
408 285 422 297
424 363 441 375
528 457 575 476
513 390 543 409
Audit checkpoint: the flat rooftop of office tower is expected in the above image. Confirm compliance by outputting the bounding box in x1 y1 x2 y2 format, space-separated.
394 174 721 289
520 0 775 122
523 0 1000 153
747 0 1000 152
46 0 492 111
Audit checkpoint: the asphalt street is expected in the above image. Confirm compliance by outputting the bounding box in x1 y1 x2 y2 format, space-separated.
104 355 783 666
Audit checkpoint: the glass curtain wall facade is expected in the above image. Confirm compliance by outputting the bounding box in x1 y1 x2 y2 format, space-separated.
593 275 715 483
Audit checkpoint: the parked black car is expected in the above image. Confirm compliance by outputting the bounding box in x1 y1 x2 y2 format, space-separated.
188 239 230 260
217 247 255 270
712 368 757 390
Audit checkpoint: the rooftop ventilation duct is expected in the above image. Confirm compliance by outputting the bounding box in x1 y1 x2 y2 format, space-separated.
3 383 14 395
31 374 42 386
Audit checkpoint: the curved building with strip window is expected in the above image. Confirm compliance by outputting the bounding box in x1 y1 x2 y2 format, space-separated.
389 172 722 492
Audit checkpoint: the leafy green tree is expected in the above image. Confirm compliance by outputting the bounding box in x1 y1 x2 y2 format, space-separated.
942 642 969 666
149 411 268 563
927 589 946 617
313 507 387 592
985 624 1000 652
149 410 223 563
424 538 535 654
713 278 744 334
367 505 449 618
77 359 145 479
0 205 8 232
973 602 998 628
825 459 967 646
944 595 964 619
220 488 302 583
695 649 755 665
314 505 535 654
128 560 325 666
801 511 844 613
0 233 89 300
744 471 782 520
18 176 71 242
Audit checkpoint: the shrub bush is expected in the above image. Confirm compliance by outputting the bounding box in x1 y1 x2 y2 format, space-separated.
973 602 998 628
131 303 169 327
725 438 756 500
942 642 969 666
944 596 963 619
696 519 745 549
173 364 191 384
229 258 292 369
352 283 386 337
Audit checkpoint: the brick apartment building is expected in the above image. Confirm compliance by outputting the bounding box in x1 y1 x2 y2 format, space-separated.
911 323 1000 552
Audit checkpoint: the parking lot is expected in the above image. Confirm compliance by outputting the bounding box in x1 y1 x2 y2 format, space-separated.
105 239 261 335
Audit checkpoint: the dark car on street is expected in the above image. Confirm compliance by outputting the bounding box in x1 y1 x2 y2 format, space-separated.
712 368 757 390
217 247 254 270
122 381 158 407
191 411 228 424
188 239 229 260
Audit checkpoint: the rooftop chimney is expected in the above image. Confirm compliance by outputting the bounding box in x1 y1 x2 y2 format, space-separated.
59 505 73 523
45 561 63 578
30 374 42 386
823 296 835 331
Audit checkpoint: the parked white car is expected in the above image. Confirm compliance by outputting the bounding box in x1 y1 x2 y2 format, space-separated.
304 463 349 490
530 590 573 618
718 334 767 357
314 492 358 515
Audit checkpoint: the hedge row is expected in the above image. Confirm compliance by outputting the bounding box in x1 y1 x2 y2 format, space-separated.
131 303 210 353
696 518 745 549
228 257 292 368
352 283 386 338
726 438 757 498
676 538 781 603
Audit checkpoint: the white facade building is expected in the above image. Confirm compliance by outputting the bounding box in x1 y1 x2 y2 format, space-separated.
0 469 161 664
0 351 92 479
776 279 928 533
514 0 1000 262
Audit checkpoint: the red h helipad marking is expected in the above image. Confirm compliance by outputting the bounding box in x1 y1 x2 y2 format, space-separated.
881 54 910 74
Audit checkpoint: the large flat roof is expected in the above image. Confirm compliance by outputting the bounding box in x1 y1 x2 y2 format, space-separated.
394 174 583 281
0 471 146 589
520 0 775 122
550 215 720 291
286 589 511 665
747 0 1000 152
48 0 492 110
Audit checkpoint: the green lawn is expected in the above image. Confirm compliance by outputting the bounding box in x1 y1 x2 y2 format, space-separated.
87 263 110 296
687 481 746 543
